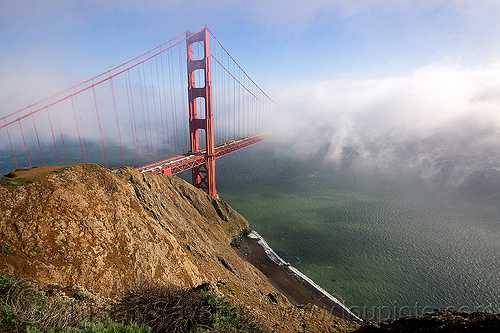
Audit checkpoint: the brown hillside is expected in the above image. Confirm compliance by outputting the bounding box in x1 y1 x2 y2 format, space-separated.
0 164 358 332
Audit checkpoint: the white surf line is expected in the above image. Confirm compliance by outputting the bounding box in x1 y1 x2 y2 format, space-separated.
248 231 362 322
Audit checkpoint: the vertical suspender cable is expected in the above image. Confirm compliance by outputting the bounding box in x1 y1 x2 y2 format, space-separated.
148 59 161 161
18 121 31 168
70 96 85 163
232 54 236 139
178 45 187 153
237 67 241 138
56 103 70 165
124 71 138 167
47 109 61 166
83 135 89 164
168 51 178 155
32 116 45 166
92 85 108 168
155 55 166 160
59 128 69 166
141 63 155 163
110 76 125 166
5 122 18 169
126 71 140 167
226 54 230 141
159 49 171 159
137 65 151 163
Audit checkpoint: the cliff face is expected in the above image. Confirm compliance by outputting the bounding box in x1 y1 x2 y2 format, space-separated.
0 165 358 332
0 164 271 296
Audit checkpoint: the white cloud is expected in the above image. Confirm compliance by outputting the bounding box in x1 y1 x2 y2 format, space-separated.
269 61 500 184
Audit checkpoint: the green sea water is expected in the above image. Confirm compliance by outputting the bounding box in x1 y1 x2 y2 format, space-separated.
215 142 500 320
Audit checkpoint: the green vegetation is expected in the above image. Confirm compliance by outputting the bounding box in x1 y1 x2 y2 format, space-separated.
0 273 149 333
52 167 72 174
27 316 151 333
0 274 264 333
110 283 265 333
73 291 91 301
202 292 252 332
0 176 18 186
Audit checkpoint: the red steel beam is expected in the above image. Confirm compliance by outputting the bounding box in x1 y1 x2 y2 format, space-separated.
214 136 264 158
136 135 264 176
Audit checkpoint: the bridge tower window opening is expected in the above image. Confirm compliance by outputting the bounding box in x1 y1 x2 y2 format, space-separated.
193 69 205 88
195 97 206 119
195 129 207 151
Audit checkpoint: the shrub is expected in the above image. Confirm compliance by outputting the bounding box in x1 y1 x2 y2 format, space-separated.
110 282 264 333
0 275 263 333
0 177 18 186
0 274 102 333
74 290 91 301
0 302 18 330
206 293 243 332
0 274 20 300
110 283 211 332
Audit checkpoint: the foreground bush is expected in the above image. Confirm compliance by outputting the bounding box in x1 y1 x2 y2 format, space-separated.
109 282 264 333
0 274 263 332
0 274 146 333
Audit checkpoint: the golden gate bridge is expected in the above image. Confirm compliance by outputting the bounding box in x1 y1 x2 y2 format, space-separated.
0 26 276 197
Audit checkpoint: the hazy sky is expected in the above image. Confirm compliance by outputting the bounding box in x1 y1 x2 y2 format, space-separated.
2 1 500 183
2 1 499 101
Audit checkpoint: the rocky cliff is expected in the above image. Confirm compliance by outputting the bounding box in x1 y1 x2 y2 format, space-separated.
0 164 357 332
1 164 266 295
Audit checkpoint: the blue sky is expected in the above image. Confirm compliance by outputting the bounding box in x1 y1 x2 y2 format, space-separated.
2 1 500 183
2 1 499 90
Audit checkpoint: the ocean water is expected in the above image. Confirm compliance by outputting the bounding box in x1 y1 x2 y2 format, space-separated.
215 142 500 320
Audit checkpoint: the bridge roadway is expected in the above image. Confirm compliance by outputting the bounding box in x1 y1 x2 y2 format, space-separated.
136 135 264 175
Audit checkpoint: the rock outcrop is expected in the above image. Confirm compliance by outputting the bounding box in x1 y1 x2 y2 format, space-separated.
0 165 271 295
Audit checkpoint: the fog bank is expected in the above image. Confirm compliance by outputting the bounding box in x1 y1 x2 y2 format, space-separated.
269 62 500 185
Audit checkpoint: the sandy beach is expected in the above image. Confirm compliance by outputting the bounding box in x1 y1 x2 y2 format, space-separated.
232 231 361 322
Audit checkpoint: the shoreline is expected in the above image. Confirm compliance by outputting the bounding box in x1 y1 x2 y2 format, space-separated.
232 230 361 322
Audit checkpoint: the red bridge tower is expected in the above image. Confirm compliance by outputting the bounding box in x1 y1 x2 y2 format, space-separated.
186 27 217 197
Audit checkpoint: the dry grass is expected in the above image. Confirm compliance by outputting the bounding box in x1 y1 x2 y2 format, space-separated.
109 282 265 333
110 283 212 333
0 274 103 332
